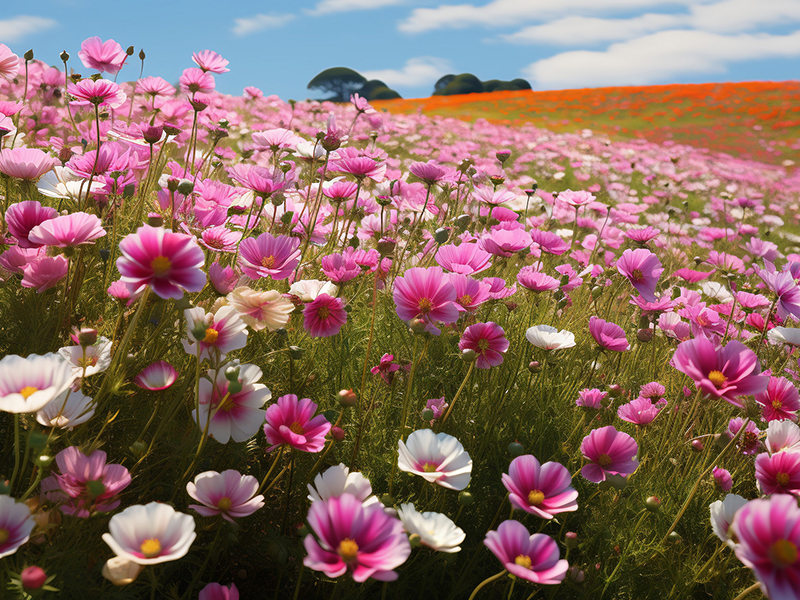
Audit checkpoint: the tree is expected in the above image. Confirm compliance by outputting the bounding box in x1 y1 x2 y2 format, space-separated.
437 73 484 96
511 78 532 90
360 79 402 101
307 67 367 102
433 74 456 95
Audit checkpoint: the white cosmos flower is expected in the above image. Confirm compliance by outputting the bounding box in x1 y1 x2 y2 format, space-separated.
36 388 95 429
765 420 800 454
768 326 800 347
398 429 472 491
0 353 75 414
699 281 733 304
525 325 576 350
709 494 748 548
37 166 104 201
57 336 112 378
396 503 465 553
289 279 339 302
102 502 196 566
307 463 379 507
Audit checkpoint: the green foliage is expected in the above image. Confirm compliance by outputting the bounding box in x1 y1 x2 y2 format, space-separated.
307 67 367 102
434 74 532 96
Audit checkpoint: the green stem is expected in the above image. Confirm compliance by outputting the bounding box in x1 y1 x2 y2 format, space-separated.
440 362 475 424
467 570 507 600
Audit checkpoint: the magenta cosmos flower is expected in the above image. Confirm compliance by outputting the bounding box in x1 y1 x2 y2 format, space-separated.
502 455 578 519
180 67 215 95
393 267 459 334
134 361 178 391
580 426 639 483
68 78 126 109
756 376 800 422
48 446 131 518
183 305 248 360
616 248 663 302
0 495 35 559
589 316 630 352
192 49 229 73
671 337 768 407
186 470 264 522
758 267 800 322
238 232 300 280
435 243 492 275
264 394 331 453
484 520 568 584
304 293 347 338
732 494 800 600
21 255 69 293
755 451 800 497
304 493 411 582
102 502 195 565
459 322 510 369
78 36 127 74
5 201 57 247
0 148 58 181
617 397 662 426
0 44 20 80
116 225 206 300
517 266 560 292
409 160 449 185
27 212 106 248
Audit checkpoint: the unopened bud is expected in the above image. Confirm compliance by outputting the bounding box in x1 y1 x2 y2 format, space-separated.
102 557 143 586
567 566 585 583
458 491 474 505
645 496 661 512
409 318 428 334
138 49 146 61
507 441 525 457
460 348 477 362
528 360 541 373
338 389 357 407
78 328 98 347
380 493 394 506
146 212 163 227
60 50 70 63
330 426 345 441
23 49 34 61
125 46 135 56
434 228 449 244
21 566 47 591
377 238 396 256
176 179 194 196
289 345 304 360
564 531 578 550
637 328 653 342
691 439 704 452
591 286 604 300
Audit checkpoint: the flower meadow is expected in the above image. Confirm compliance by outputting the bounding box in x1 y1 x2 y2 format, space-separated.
1 39 800 600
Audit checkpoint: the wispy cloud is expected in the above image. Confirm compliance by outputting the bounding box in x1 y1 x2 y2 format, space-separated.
524 29 800 89
232 13 294 37
361 57 452 88
502 14 681 45
0 15 57 44
307 0 404 16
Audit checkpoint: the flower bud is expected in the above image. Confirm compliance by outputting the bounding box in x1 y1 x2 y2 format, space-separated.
564 531 578 550
138 49 146 60
608 384 623 398
330 426 345 441
102 557 143 586
59 50 70 63
527 360 541 373
77 328 98 347
421 408 435 421
380 493 395 506
495 149 511 163
176 179 194 196
129 440 147 458
458 491 474 506
507 441 525 457
23 49 34 61
567 566 585 583
21 566 47 591
460 348 477 363
591 286 604 300
338 389 357 407
668 531 682 543
227 380 243 395
645 496 661 512
409 318 428 334
377 237 396 256
637 328 653 342
434 228 449 244
289 346 304 360
691 439 704 452
713 466 732 492
146 212 163 227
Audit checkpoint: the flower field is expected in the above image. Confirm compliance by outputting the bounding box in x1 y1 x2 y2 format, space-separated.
1 38 800 599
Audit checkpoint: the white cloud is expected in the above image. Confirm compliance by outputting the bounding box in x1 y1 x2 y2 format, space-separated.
232 14 294 37
308 0 404 15
361 57 452 88
502 13 682 45
398 0 699 34
524 29 800 89
689 0 800 32
0 15 57 43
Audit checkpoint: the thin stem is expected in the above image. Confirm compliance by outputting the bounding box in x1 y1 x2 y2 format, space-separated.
440 362 475 424
731 582 761 600
467 570 507 600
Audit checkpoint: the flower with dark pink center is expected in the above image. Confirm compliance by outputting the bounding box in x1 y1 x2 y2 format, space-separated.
263 394 331 453
580 426 639 483
459 322 509 369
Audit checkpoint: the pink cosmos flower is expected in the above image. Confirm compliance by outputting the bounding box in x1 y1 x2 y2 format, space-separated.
409 161 448 185
732 494 800 600
393 267 459 334
45 447 131 518
186 470 264 522
0 44 20 81
529 229 570 256
137 76 175 98
484 520 568 584
559 189 595 208
758 267 800 322
588 316 630 352
576 388 607 409
102 502 195 565
371 353 401 384
0 495 35 559
116 225 206 300
671 337 768 407
321 252 361 283
330 155 386 183
192 50 229 73
200 226 241 253
459 322 509 369
425 397 448 421
755 451 800 497
21 255 69 293
27 212 106 248
616 248 663 302
199 583 239 600
502 455 578 519
179 67 215 95
134 361 178 391
517 266 560 292
624 226 660 243
238 233 300 280
727 417 761 455
0 148 58 181
78 37 127 74
713 466 733 492
617 396 661 426
194 363 270 444
303 493 411 582
304 293 347 338
483 276 516 299
435 243 492 275
756 376 800 422
397 429 472 491
264 394 331 453
183 305 248 360
449 273 491 313
68 78 126 109
580 426 639 483
481 226 531 257
228 164 287 196
5 201 57 248
209 262 239 295
766 421 800 454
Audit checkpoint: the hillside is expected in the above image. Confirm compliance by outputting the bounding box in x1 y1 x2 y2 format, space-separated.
373 81 800 165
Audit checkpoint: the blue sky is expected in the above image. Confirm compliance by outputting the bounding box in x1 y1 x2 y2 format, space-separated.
2 0 800 99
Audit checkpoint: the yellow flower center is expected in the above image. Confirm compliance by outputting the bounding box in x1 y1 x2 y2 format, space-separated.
338 538 359 562
418 297 432 314
289 421 305 435
216 393 235 413
514 555 532 569
630 269 644 283
261 255 276 269
0 528 9 544
459 294 473 306
140 538 162 558
19 386 38 399
202 327 219 344
150 255 171 276
770 539 798 568
422 462 438 473
597 453 613 468
217 497 232 511
708 370 727 388
777 472 791 487
77 356 98 368
477 338 490 352
527 490 545 506
773 399 783 409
